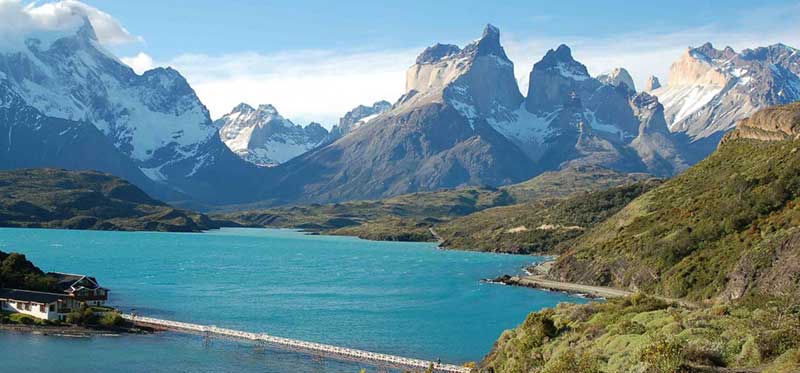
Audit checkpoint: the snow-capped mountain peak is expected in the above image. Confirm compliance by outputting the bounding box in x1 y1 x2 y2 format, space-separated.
0 17 217 164
652 42 800 143
216 103 328 166
404 24 520 116
540 45 591 81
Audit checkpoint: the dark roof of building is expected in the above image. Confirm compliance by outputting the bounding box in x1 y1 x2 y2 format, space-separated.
0 288 67 304
48 272 103 292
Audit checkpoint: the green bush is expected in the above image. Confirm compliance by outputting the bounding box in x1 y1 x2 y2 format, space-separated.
541 349 602 373
66 306 97 325
8 313 46 325
99 312 124 327
638 335 683 372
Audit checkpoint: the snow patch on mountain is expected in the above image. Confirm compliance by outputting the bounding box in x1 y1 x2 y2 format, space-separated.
216 103 328 166
653 42 800 140
586 110 625 138
487 103 554 144
555 63 590 81
655 85 723 129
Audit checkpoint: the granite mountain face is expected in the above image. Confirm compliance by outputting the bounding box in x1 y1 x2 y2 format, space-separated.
215 103 328 166
597 67 636 91
263 25 538 204
651 42 800 161
518 44 686 175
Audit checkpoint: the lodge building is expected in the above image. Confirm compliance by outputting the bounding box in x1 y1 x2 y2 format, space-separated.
0 273 109 321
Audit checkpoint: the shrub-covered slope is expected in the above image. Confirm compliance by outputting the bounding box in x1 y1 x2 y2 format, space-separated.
436 180 661 254
550 134 800 301
480 295 800 372
0 251 56 292
0 169 216 232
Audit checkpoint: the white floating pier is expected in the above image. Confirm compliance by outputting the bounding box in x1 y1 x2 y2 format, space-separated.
122 314 471 373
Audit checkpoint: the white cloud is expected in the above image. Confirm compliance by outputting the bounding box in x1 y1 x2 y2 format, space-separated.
157 49 418 125
0 0 141 46
121 52 154 74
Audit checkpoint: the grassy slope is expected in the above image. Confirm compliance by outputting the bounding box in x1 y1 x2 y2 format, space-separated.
551 138 800 301
218 166 651 245
436 180 661 254
0 169 216 232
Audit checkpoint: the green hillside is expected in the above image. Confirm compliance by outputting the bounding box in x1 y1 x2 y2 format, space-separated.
551 136 800 301
436 180 661 254
0 169 216 232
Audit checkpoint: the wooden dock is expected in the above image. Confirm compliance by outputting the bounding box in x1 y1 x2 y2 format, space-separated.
122 314 471 373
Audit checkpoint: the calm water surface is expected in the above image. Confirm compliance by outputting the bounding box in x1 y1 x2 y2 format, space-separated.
0 228 586 372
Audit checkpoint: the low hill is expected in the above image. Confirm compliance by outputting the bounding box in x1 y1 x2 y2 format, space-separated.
0 169 216 232
436 180 661 254
503 165 652 202
0 251 56 292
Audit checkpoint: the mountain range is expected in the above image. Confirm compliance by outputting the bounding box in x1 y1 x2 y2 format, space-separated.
1 20 798 207
652 42 800 160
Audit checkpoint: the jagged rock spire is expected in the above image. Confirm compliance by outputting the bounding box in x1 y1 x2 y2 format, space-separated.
473 24 507 59
644 76 661 91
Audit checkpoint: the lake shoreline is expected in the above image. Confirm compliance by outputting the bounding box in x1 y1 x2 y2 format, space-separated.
484 258 633 299
0 323 154 337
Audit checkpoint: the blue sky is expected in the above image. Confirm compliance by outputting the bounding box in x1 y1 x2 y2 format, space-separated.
21 1 800 125
89 0 798 58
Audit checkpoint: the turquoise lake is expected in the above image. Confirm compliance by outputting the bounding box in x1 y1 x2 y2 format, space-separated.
0 228 586 372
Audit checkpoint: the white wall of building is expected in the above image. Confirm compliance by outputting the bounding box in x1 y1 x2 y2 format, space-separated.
0 299 59 321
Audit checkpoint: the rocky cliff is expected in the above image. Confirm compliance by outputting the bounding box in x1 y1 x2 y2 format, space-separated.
722 101 800 142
